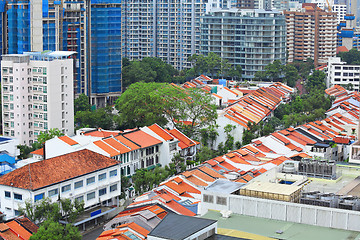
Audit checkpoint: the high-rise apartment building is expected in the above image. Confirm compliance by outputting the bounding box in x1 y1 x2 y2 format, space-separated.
121 0 204 70
1 51 75 145
1 0 122 107
284 3 337 66
200 9 286 79
337 14 360 51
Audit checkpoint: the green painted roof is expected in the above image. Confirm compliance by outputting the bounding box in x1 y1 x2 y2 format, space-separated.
202 210 360 240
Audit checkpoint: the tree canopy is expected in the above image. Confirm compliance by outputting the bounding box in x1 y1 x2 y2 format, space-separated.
75 106 115 130
74 94 91 112
20 198 84 224
305 70 327 91
37 128 64 144
186 53 242 79
122 57 180 88
338 48 360 65
30 220 81 240
115 82 217 137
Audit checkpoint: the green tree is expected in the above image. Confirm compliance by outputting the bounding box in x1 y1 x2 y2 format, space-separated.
115 82 217 137
122 57 180 88
187 53 238 78
338 48 360 65
242 122 257 145
20 198 84 224
293 58 314 79
284 64 299 87
195 146 218 163
75 107 115 130
224 124 236 151
74 94 91 112
37 128 64 144
254 60 285 82
120 176 131 199
306 70 326 91
30 220 81 240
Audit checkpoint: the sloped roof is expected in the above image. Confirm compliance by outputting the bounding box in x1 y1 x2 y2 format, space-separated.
30 148 44 156
0 149 118 190
123 130 162 148
58 135 78 146
148 124 174 141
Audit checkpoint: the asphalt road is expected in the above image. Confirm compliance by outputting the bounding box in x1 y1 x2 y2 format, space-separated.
82 225 104 240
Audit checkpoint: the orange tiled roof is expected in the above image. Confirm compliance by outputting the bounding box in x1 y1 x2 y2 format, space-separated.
198 166 225 179
167 129 198 149
94 140 119 157
58 135 78 146
186 176 208 186
0 149 118 190
6 221 32 240
123 130 162 148
30 148 44 156
103 138 132 154
118 222 149 237
148 124 174 141
84 129 121 138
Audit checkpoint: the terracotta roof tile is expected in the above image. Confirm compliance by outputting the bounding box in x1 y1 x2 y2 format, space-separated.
148 124 174 141
103 138 132 154
167 129 198 149
123 130 162 148
84 129 121 138
186 176 208 186
58 135 78 146
14 216 38 234
192 169 216 182
118 222 150 237
6 221 32 240
198 166 225 179
0 149 118 190
114 135 140 150
94 140 119 157
30 148 43 156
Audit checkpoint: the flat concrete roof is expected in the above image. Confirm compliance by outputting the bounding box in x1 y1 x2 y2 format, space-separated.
241 181 302 196
202 210 360 240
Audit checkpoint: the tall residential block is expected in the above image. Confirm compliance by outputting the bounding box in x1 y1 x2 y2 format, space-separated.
200 9 286 80
284 3 337 66
337 14 360 51
121 0 204 70
1 51 75 145
1 0 122 107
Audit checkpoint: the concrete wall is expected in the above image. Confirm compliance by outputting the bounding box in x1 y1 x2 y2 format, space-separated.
199 192 360 232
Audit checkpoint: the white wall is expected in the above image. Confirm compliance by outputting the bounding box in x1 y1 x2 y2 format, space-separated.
200 192 360 232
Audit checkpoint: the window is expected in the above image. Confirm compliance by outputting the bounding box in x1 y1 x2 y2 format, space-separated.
61 184 71 193
74 180 83 189
14 193 22 201
110 170 117 177
203 194 214 203
34 193 44 202
48 189 58 197
14 210 21 216
5 191 10 198
110 184 117 192
99 188 107 196
75 196 84 203
87 192 95 200
98 173 106 181
86 176 95 185
216 196 227 205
